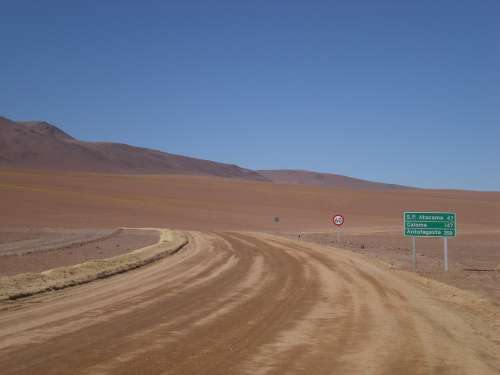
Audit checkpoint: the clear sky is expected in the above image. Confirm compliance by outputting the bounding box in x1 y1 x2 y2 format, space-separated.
1 1 499 190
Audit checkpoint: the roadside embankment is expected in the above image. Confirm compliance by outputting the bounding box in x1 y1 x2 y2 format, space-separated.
0 228 187 301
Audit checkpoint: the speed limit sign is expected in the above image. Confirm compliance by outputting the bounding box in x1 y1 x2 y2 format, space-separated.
333 215 344 226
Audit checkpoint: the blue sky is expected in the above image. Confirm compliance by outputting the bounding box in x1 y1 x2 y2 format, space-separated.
1 1 499 190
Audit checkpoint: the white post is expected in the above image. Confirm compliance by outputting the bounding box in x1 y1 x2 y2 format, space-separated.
444 237 448 272
337 230 340 243
412 237 416 272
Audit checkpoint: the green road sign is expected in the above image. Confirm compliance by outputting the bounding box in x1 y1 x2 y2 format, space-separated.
403 212 456 237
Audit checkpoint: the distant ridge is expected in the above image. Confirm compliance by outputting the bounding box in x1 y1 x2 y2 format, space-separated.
257 169 411 190
0 115 412 189
0 116 267 181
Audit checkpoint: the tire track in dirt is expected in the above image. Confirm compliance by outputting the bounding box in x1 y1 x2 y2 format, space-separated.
0 231 498 375
257 234 499 374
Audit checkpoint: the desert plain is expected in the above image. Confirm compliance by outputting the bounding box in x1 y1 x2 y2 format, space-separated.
1 168 499 374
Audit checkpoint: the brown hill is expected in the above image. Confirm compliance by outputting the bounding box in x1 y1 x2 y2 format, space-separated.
0 116 267 180
258 169 411 190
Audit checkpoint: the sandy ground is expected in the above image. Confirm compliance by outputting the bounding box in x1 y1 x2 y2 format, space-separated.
0 228 117 252
0 229 186 301
0 168 499 373
0 232 498 374
0 228 58 245
0 228 159 275
1 169 499 231
280 229 500 305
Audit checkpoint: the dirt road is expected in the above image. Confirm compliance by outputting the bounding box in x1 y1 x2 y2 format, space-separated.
0 232 498 374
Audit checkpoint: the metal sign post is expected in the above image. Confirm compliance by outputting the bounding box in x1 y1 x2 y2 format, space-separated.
444 237 448 272
333 214 344 243
412 237 416 272
403 212 456 272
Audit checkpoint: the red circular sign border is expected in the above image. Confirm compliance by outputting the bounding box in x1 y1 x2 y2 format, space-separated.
333 214 344 227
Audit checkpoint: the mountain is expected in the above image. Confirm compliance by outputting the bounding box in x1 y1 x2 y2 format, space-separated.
257 169 411 190
0 116 267 180
0 116 413 189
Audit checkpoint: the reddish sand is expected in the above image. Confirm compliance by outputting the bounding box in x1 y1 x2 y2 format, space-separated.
1 168 499 231
0 228 117 255
1 168 499 303
0 228 159 275
0 169 500 301
0 232 498 374
1 168 499 374
283 230 500 304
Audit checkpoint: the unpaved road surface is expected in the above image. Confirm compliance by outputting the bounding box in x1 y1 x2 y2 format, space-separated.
0 232 498 374
282 229 500 304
